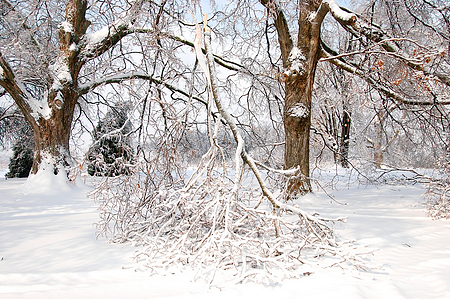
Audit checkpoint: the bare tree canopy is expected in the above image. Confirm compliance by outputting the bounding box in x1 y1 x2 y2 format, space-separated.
1 0 448 181
0 0 198 174
1 0 449 283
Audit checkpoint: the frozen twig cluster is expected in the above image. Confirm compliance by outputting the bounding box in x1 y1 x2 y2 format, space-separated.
90 161 374 283
88 15 377 284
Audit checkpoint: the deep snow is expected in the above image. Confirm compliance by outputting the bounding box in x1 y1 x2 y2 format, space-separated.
1 170 450 298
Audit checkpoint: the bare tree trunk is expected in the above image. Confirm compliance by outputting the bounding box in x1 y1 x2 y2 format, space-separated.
373 110 384 168
339 108 351 168
337 66 351 168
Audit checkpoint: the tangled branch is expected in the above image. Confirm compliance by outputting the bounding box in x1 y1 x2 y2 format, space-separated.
87 14 376 284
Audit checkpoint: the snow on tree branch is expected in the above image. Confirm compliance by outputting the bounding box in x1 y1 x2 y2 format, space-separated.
331 4 450 88
78 71 208 107
0 51 51 122
324 0 356 23
49 56 73 91
321 42 450 106
79 0 144 60
89 12 375 284
311 0 356 26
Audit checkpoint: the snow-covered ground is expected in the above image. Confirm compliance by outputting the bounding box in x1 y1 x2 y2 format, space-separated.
1 170 450 298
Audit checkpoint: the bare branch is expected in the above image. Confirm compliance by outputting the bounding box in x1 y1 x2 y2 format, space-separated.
260 0 293 67
403 0 449 41
133 29 244 71
331 5 450 87
0 0 42 50
78 71 208 107
0 103 22 121
321 46 450 106
79 0 144 61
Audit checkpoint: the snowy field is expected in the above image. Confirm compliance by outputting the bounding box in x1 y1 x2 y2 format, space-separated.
1 169 450 298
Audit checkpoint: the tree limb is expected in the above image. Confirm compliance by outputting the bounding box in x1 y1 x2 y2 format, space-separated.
332 5 450 87
260 0 293 67
79 0 144 61
0 51 39 124
321 46 450 106
133 28 244 71
78 71 208 107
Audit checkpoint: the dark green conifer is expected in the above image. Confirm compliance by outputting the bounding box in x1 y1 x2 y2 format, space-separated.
87 104 134 176
6 131 34 178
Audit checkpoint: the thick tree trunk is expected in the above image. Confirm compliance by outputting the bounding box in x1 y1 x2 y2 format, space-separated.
19 0 86 175
259 0 359 194
1 0 139 178
31 101 76 174
284 76 313 194
1 21 84 177
259 0 327 195
281 1 323 195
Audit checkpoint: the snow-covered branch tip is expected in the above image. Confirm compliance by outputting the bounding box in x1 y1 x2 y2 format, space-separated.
324 0 356 23
311 0 356 25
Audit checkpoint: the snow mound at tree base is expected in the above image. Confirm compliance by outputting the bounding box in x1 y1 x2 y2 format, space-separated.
17 158 90 202
22 168 72 195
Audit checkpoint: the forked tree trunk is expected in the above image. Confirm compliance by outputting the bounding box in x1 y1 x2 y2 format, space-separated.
270 1 324 195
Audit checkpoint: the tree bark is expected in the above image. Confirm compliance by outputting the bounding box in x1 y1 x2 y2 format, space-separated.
262 0 326 195
283 80 313 194
31 95 77 174
0 55 79 175
0 0 88 175
339 108 351 168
